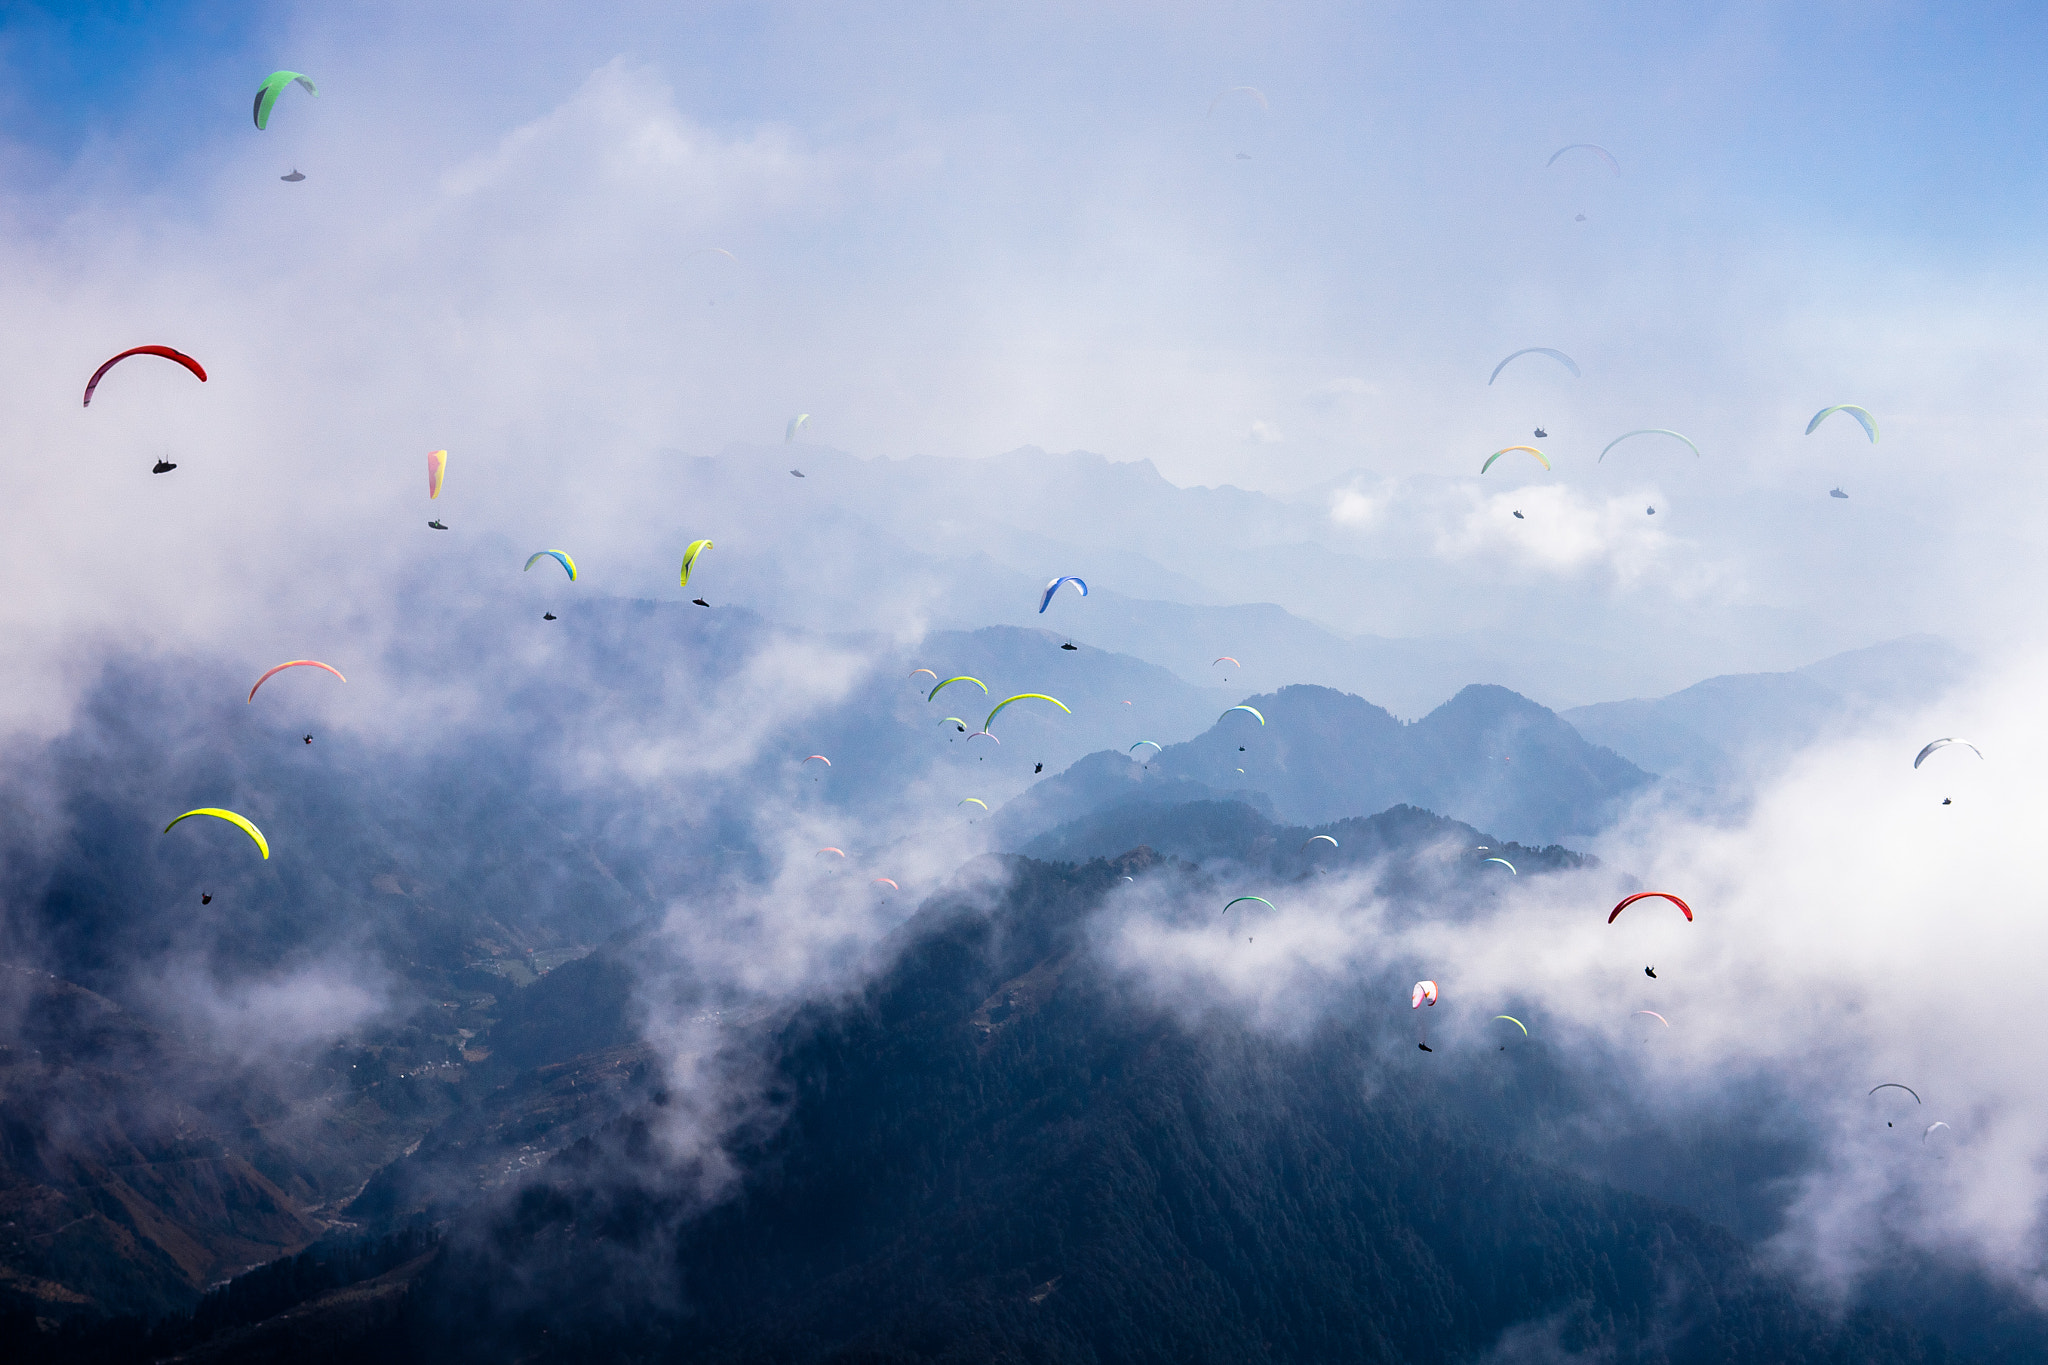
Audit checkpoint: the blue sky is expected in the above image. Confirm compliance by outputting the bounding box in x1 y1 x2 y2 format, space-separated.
0 0 2044 710
10 1 2048 251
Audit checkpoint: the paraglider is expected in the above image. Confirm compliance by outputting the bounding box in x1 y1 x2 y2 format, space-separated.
1644 966 1656 978
802 755 831 767
524 550 576 581
1546 144 1620 174
679 539 713 589
253 71 317 129
201 893 211 904
791 469 804 478
280 169 305 182
152 460 176 474
928 676 988 702
1481 446 1550 474
984 694 1071 732
1646 506 1656 515
1487 348 1581 385
786 414 809 442
1061 643 1078 651
941 717 967 731
82 346 207 407
543 613 556 620
691 598 709 608
1913 738 1982 769
428 520 448 530
1805 405 1879 443
1609 891 1693 923
1492 1015 1529 1036
1484 857 1516 874
1039 576 1087 613
1533 428 1547 439
1034 763 1043 773
1222 896 1274 915
1219 705 1265 726
163 808 270 860
428 450 447 500
1830 487 1849 499
959 798 988 809
1513 511 1523 519
1599 429 1701 462
1302 834 1338 851
248 659 346 703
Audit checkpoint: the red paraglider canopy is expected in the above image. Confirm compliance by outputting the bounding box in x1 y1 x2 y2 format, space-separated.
1608 891 1694 924
82 346 208 407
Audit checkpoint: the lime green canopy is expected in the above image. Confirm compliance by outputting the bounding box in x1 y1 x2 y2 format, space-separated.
254 71 317 130
679 539 713 588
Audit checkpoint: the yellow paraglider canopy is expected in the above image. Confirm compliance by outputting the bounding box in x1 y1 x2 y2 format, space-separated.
164 808 270 859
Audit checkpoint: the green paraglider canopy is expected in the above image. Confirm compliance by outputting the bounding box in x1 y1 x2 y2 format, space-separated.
254 71 317 130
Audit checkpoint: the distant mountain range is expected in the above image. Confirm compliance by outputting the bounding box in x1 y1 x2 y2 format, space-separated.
996 681 1651 848
1562 634 1968 792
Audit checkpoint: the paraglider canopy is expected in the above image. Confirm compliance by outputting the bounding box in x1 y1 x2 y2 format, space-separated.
816 847 846 857
253 71 317 130
164 808 270 860
1487 348 1581 385
427 450 447 500
984 694 1071 732
1546 144 1620 175
1805 405 1880 443
248 660 345 703
1206 86 1269 114
679 540 713 589
872 877 899 890
802 755 831 766
786 414 810 442
1633 1010 1670 1027
1302 834 1338 850
1412 981 1439 1008
1483 857 1516 874
82 346 207 407
1869 1082 1922 1103
1608 891 1694 923
1039 576 1087 613
524 550 577 581
1130 740 1163 754
1222 895 1274 915
1599 429 1701 462
1481 447 1550 474
1213 657 1240 667
1219 704 1265 726
928 676 988 702
958 798 988 809
1912 738 1982 769
1492 1015 1529 1036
